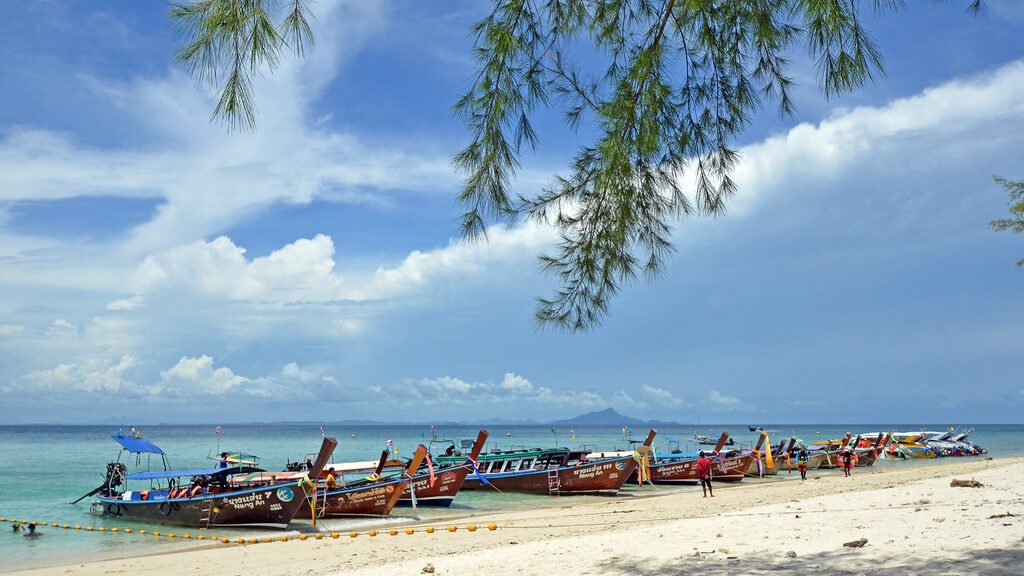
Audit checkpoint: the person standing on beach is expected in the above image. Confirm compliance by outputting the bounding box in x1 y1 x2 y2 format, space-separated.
697 451 714 497
841 448 853 477
797 448 809 481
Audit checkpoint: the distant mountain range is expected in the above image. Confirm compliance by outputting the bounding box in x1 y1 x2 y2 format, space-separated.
7 408 679 427
551 408 680 427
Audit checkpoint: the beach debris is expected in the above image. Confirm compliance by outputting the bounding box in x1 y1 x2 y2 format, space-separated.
716 533 723 538
950 479 984 488
786 551 797 558
421 563 435 574
718 547 730 554
988 512 1015 519
843 538 868 548
933 517 945 523
916 499 930 505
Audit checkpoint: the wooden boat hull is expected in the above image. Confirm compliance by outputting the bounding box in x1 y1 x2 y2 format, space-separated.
462 456 636 495
396 464 472 508
637 452 754 484
97 482 310 529
745 456 781 477
304 476 408 518
854 448 877 467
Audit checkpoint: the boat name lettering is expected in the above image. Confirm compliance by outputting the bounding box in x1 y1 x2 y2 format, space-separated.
224 492 266 510
572 462 615 479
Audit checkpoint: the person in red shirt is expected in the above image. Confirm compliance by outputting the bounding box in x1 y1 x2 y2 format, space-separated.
697 451 714 497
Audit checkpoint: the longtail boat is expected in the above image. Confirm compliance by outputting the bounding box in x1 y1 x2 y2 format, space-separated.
93 433 337 529
745 435 788 477
396 429 489 507
449 430 657 496
304 444 428 518
815 433 853 469
634 432 754 484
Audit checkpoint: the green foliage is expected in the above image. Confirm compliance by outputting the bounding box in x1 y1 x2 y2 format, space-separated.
171 0 314 131
990 176 1024 267
454 0 908 332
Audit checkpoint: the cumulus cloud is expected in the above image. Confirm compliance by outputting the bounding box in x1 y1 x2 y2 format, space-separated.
158 355 338 399
703 390 757 413
109 221 555 310
17 354 139 393
397 372 607 413
641 384 684 407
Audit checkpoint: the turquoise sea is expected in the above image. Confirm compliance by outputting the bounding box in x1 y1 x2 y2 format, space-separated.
1 423 1022 572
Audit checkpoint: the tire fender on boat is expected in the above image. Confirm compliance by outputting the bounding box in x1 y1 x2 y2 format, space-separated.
104 503 121 517
159 500 173 516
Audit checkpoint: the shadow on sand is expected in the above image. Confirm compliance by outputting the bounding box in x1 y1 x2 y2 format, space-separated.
597 543 1024 575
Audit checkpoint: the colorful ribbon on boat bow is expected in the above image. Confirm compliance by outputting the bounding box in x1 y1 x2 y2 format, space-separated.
632 450 652 485
403 472 418 511
425 452 436 488
466 455 490 486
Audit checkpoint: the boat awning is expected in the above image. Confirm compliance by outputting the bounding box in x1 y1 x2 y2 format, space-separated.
126 467 248 481
112 434 165 455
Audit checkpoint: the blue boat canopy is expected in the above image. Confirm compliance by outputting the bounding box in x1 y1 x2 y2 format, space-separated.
126 467 235 481
112 433 165 455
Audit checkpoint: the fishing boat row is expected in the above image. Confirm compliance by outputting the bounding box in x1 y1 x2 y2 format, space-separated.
82 425 986 531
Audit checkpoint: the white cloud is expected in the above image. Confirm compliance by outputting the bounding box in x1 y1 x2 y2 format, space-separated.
161 355 250 394
19 353 139 393
158 356 337 399
724 60 1024 218
703 390 757 413
641 384 684 407
0 324 25 336
398 372 607 414
501 372 534 392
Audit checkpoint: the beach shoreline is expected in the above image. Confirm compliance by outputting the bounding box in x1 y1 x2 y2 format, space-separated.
5 456 1023 575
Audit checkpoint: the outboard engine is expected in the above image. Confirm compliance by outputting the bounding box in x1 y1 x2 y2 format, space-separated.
102 462 127 497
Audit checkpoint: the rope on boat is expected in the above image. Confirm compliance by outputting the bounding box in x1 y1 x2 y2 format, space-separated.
0 516 498 545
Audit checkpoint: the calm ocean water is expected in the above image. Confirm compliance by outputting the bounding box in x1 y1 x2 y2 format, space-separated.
1 423 1021 571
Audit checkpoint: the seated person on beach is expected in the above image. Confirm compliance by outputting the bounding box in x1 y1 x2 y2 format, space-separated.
23 523 41 538
326 468 338 490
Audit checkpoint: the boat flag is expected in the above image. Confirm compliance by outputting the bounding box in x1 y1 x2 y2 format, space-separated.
385 438 393 446
570 429 575 441
319 425 325 438
215 425 222 437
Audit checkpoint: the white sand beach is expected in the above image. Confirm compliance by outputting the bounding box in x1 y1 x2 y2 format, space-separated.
9 457 1024 576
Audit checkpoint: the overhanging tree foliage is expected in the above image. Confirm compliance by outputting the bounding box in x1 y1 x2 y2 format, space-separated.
172 0 986 332
990 176 1024 267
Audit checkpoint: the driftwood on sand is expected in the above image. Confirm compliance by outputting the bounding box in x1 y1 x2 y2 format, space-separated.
950 479 984 488
843 538 868 548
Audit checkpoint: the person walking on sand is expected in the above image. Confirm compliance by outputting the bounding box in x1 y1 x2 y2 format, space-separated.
697 451 714 497
797 447 809 481
841 447 853 477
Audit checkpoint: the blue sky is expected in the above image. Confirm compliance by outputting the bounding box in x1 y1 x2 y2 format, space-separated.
1 1 1022 425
